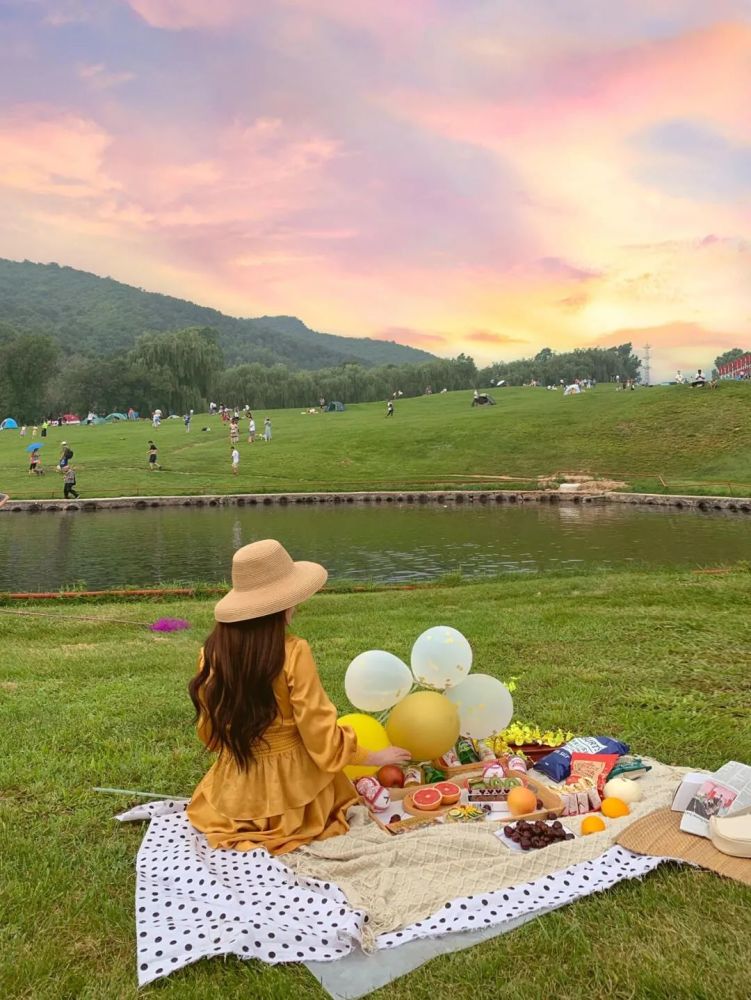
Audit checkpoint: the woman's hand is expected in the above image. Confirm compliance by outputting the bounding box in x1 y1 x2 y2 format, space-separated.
364 746 412 767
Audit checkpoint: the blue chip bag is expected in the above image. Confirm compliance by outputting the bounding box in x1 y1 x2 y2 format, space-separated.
534 736 630 782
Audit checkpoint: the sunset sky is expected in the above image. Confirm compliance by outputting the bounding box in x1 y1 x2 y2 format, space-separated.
1 1 749 380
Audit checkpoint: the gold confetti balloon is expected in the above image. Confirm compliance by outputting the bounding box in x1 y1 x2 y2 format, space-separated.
445 674 514 740
410 626 473 690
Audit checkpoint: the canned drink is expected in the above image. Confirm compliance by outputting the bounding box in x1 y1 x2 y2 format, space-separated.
403 765 423 787
456 737 480 765
506 754 528 774
473 740 497 762
421 764 447 785
437 748 460 768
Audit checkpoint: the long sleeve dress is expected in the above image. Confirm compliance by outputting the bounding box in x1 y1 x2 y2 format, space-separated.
186 635 368 856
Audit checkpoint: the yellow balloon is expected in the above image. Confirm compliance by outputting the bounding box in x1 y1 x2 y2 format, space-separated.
338 713 390 780
385 691 460 761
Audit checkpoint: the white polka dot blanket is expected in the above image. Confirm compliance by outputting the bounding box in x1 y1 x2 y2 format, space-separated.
119 798 671 987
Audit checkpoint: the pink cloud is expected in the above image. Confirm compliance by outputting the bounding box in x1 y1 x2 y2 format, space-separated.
465 329 527 346
383 22 751 149
373 327 447 348
0 108 118 199
125 0 248 29
126 0 436 34
76 62 135 89
510 257 601 283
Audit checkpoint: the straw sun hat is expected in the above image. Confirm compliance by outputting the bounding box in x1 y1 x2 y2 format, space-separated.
214 539 327 623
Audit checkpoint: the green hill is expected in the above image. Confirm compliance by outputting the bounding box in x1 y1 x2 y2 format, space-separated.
0 258 435 369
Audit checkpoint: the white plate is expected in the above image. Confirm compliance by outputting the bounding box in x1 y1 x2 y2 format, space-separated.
494 819 576 851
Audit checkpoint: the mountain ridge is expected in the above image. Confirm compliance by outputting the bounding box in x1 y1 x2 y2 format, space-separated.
0 258 436 370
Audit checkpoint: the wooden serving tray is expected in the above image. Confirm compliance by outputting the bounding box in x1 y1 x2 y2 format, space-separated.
360 777 563 832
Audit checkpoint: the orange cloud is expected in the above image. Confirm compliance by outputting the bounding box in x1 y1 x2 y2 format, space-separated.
597 322 744 351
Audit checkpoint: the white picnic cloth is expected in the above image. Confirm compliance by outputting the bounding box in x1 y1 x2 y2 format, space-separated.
119 800 666 987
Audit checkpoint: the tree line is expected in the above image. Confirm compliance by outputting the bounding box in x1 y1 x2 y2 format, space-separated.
0 323 647 422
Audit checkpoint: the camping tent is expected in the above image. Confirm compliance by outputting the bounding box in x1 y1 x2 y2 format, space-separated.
0 417 18 430
104 412 128 422
62 413 81 424
326 401 346 412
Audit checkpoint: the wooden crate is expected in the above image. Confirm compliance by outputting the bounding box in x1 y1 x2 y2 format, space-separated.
431 745 558 777
467 775 563 823
361 775 562 834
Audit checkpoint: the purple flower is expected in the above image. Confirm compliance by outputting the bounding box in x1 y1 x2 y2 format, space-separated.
150 618 191 632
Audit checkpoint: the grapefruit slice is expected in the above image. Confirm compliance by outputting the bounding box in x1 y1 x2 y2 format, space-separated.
435 781 461 805
410 787 443 811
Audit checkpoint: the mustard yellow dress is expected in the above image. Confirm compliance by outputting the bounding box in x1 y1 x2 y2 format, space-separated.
186 635 368 856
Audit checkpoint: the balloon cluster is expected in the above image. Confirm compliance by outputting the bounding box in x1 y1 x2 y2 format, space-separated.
339 626 514 777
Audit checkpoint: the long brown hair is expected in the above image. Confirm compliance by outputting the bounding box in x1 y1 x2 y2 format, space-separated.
189 611 287 771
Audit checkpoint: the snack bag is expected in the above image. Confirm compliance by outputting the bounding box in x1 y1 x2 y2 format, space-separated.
534 736 630 782
569 753 619 793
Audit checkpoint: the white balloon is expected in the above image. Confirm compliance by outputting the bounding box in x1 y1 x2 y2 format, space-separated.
345 651 413 712
410 626 472 690
445 674 513 739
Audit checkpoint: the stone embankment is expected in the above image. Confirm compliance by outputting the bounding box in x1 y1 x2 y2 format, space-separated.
1 490 749 513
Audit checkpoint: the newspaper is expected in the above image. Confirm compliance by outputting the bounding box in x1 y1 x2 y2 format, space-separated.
680 761 751 838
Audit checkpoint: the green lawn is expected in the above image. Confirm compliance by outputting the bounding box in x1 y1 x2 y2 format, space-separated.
2 570 750 999
2 382 750 500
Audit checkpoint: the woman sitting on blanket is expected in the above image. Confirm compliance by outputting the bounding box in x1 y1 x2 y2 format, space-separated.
187 540 410 855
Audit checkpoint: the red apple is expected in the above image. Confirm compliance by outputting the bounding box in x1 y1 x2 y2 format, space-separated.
376 764 406 788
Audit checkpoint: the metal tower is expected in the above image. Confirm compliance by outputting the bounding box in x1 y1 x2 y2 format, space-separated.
643 343 651 386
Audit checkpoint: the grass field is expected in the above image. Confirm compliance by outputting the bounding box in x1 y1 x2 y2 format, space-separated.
2 570 750 999
2 382 750 500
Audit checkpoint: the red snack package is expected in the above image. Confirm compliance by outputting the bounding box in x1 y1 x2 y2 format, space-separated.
568 753 619 794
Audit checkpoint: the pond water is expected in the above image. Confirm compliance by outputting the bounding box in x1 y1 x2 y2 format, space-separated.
1 502 749 591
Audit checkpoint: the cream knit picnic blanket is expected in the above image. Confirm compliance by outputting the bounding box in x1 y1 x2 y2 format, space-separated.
290 759 685 942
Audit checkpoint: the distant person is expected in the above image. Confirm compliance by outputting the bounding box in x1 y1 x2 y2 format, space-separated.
19 425 26 437
31 425 38 439
148 440 161 471
230 419 240 446
152 409 161 429
58 441 73 472
248 414 256 443
263 417 272 442
184 411 192 433
691 369 707 387
231 446 240 475
63 464 79 499
28 449 43 476
386 400 394 417
41 419 48 438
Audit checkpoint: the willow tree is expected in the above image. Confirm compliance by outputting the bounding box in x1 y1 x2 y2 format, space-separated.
128 326 223 412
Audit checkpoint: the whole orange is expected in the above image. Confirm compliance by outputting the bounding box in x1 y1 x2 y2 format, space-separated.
581 815 606 835
507 786 538 817
601 797 630 819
